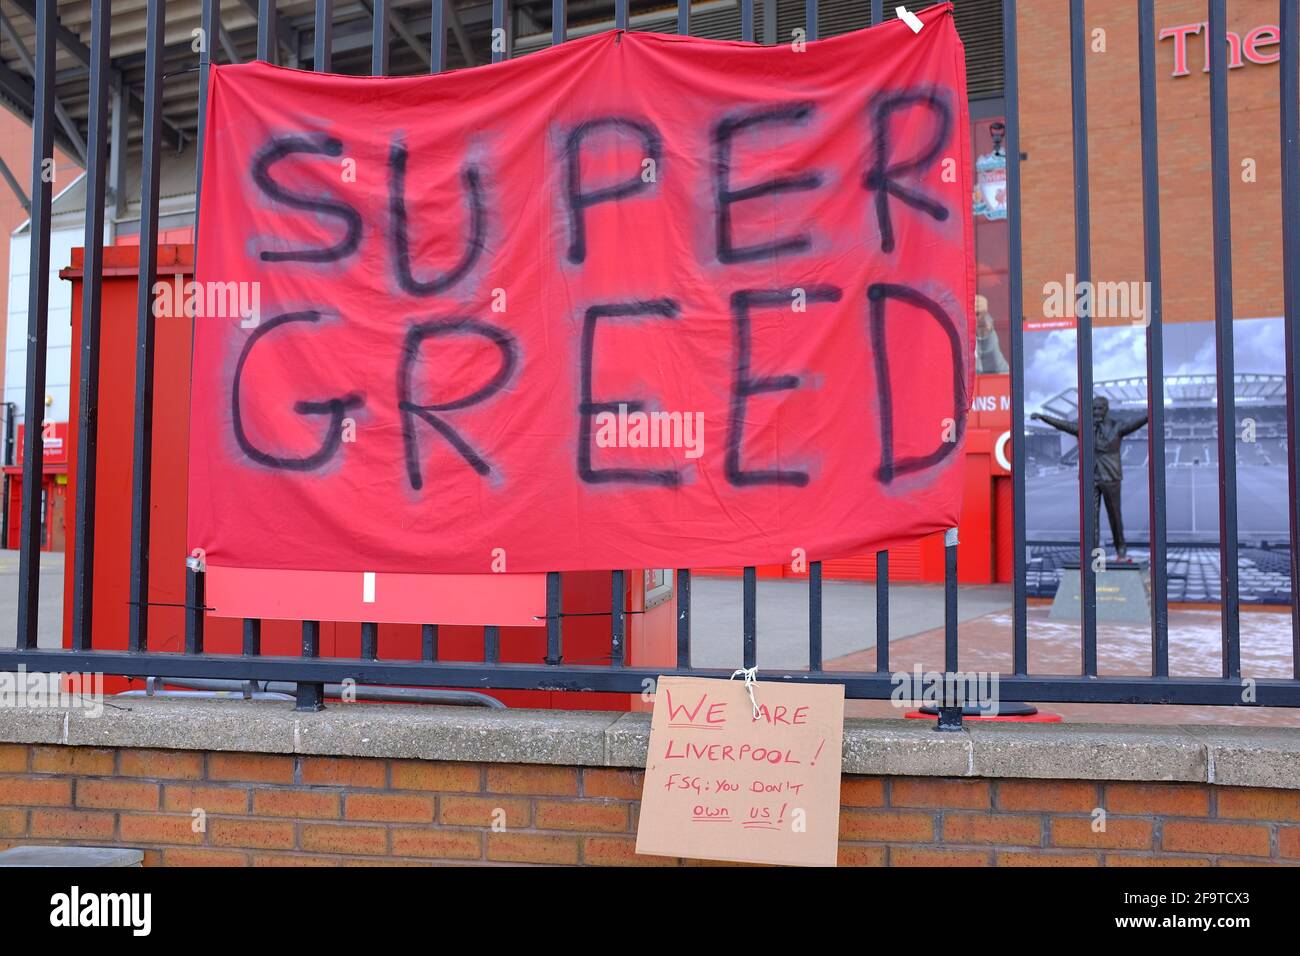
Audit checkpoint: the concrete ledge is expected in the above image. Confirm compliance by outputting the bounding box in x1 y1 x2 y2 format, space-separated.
0 846 144 867
969 723 1208 783
1187 725 1300 789
0 697 1296 788
295 704 614 765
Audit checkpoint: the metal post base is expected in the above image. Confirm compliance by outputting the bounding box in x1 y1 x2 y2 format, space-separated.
918 701 1041 719
935 706 964 731
295 682 326 712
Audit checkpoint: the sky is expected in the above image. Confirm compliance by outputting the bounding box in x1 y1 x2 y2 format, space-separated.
1022 316 1285 412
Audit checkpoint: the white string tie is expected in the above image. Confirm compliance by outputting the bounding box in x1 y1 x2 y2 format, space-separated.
730 666 761 720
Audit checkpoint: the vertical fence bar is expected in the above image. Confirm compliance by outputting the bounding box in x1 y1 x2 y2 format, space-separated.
1208 0 1240 678
808 561 822 672
15 0 55 650
875 551 889 671
866 6 887 672
127 0 166 654
298 0 323 723
197 1 214 210
308 11 328 713
615 0 628 31
185 564 205 654
867 0 887 683
306 0 328 716
372 0 390 75
258 0 277 65
925 3 956 723
297 622 324 710
243 0 286 671
302 622 319 657
484 625 500 664
742 566 756 669
863 0 883 671
552 0 565 44
944 532 959 673
611 570 626 666
937 528 962 729
70 0 111 652
545 571 562 664
420 0 443 671
1068 0 1097 676
187 0 217 660
1003 0 1029 675
360 621 378 659
805 0 824 677
676 569 691 669
1282 0 1300 677
419 0 441 674
316 0 334 72
431 0 446 72
492 0 509 63
741 0 753 41
677 0 689 35
1138 0 1169 675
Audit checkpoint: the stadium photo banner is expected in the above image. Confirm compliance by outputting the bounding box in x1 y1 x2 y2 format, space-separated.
188 2 975 576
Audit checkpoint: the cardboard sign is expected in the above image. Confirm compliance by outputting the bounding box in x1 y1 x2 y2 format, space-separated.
636 676 845 867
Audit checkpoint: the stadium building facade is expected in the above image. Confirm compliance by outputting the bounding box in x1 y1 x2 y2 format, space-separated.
1016 0 1291 604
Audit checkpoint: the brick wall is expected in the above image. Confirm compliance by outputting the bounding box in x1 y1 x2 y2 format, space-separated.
1 743 1297 866
1019 0 1285 327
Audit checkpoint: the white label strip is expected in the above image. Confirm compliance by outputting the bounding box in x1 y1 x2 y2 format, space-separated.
896 6 923 33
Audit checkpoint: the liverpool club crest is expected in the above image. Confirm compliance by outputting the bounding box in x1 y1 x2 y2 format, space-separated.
973 121 1009 222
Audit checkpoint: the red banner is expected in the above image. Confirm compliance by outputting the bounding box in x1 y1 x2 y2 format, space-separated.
189 3 974 575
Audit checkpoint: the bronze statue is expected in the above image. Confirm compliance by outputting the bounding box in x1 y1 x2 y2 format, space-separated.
1031 395 1148 561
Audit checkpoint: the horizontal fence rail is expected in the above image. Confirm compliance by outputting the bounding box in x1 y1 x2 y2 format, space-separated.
2 0 1299 728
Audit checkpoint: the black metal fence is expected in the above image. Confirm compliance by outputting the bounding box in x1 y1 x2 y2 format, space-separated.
3 0 1300 726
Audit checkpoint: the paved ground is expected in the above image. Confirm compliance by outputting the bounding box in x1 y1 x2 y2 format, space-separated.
0 550 64 649
687 575 1012 670
833 604 1300 726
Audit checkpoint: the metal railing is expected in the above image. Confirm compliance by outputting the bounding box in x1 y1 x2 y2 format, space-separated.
3 0 1300 727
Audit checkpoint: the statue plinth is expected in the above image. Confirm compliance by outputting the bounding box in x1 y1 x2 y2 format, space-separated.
1049 562 1152 625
